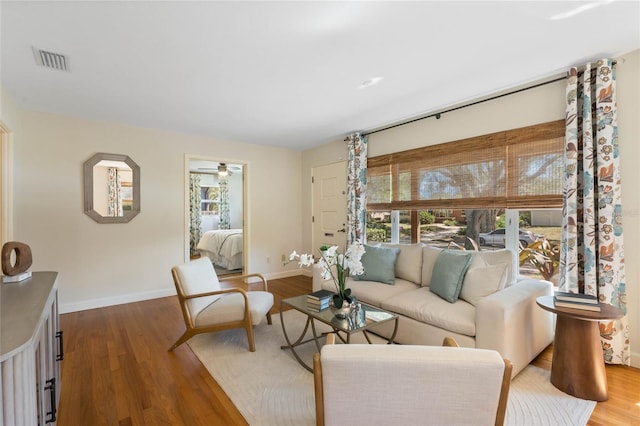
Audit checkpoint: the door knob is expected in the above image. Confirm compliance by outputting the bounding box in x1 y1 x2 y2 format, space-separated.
338 228 346 233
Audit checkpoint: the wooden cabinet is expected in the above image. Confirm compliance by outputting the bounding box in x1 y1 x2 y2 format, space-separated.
1 272 62 425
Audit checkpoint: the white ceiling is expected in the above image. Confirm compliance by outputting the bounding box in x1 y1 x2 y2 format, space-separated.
1 1 639 150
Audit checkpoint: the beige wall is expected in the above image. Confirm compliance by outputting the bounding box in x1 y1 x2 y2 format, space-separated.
302 49 640 367
1 102 304 312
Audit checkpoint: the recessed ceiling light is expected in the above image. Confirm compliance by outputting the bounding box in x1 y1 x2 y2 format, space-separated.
549 0 615 20
358 77 384 89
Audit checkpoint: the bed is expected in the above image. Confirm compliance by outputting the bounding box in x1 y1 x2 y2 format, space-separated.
197 229 243 270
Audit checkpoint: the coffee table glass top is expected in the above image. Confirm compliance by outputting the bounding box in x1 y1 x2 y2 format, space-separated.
282 294 397 333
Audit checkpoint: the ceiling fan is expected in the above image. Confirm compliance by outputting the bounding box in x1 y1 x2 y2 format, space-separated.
196 162 242 176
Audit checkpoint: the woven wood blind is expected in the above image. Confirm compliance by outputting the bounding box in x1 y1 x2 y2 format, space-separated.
367 120 565 211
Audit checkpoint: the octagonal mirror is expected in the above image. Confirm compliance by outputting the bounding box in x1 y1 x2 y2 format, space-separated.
83 153 140 223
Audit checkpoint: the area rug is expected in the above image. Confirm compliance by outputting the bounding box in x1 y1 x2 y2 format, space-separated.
188 309 596 426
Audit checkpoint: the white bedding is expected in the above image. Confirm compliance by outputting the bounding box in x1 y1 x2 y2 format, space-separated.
197 229 243 270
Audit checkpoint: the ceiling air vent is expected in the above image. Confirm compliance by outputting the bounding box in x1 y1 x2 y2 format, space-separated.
32 47 70 72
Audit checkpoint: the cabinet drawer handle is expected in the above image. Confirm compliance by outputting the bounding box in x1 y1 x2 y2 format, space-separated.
45 378 57 423
56 331 64 361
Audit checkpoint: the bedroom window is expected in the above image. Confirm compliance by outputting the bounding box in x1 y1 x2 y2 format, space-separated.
201 186 219 215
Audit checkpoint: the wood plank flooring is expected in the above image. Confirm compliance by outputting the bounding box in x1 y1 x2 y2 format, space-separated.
57 275 640 425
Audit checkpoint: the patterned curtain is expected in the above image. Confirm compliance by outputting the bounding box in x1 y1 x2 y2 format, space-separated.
560 59 628 365
189 173 202 256
107 167 122 217
346 133 367 245
218 174 230 230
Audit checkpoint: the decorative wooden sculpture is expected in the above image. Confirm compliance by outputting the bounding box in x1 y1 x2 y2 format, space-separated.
2 241 33 276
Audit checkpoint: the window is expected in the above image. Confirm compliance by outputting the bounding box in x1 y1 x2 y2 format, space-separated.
365 120 564 284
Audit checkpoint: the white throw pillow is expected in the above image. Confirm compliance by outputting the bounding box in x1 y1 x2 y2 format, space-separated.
382 243 423 285
421 246 442 287
478 249 515 286
459 259 508 306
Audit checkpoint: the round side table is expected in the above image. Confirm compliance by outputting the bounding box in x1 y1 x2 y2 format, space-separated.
536 295 624 401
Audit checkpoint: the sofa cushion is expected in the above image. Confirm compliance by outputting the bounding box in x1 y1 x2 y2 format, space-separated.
478 249 515 286
353 244 400 285
459 257 508 306
320 277 419 308
430 251 474 303
381 243 424 285
421 246 442 287
382 288 476 337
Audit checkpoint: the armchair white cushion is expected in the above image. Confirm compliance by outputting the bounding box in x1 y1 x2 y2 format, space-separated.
313 344 512 426
169 257 273 352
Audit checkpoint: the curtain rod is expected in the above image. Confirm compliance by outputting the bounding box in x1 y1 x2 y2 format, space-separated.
360 61 616 138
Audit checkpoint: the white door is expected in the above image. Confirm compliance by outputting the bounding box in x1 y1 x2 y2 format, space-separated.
312 161 348 252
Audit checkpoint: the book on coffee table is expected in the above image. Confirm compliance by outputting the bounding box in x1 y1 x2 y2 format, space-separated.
307 289 334 301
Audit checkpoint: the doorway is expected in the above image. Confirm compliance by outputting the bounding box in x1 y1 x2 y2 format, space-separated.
186 156 246 276
312 161 347 251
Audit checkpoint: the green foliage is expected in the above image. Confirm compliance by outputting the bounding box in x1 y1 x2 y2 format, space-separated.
496 215 506 228
443 219 457 226
399 212 411 224
519 212 531 226
457 227 467 235
420 211 435 225
366 228 388 242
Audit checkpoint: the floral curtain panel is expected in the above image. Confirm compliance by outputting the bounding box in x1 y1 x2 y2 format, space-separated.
107 167 123 217
218 174 230 230
346 133 367 245
189 173 202 256
560 59 629 365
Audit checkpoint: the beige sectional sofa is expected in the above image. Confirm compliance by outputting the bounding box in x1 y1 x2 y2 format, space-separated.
312 243 554 377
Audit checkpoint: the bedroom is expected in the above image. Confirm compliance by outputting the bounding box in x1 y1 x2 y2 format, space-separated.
189 159 245 275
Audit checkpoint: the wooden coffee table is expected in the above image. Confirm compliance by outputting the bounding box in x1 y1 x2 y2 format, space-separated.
536 295 624 401
279 295 399 372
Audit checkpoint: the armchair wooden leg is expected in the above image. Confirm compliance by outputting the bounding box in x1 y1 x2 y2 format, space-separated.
169 330 194 351
245 324 256 352
267 312 273 325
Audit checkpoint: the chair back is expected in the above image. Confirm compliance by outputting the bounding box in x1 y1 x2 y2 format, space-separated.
172 258 221 320
315 344 511 426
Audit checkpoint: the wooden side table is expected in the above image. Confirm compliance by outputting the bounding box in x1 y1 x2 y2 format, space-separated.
536 295 624 401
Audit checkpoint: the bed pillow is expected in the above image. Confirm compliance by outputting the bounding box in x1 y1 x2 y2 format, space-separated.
353 244 400 285
429 251 474 303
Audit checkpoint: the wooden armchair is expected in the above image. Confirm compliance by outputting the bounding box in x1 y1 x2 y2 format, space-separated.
169 257 273 352
313 336 512 426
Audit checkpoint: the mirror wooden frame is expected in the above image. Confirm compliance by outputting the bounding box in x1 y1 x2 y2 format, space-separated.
83 153 140 223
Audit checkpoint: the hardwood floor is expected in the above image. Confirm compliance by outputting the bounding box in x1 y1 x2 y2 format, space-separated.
57 275 640 425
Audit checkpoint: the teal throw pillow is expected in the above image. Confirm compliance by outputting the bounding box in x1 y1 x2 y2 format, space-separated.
430 251 474 303
353 244 400 285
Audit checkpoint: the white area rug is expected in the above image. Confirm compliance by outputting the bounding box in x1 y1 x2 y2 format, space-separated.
188 310 596 426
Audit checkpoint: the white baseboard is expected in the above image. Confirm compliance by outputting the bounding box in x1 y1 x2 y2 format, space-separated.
264 269 312 280
631 350 640 369
59 272 312 314
59 287 176 314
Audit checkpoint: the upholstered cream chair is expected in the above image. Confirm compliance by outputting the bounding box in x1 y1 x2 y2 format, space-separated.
169 257 273 352
313 336 512 426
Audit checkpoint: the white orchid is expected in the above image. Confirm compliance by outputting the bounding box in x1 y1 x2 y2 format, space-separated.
288 243 366 308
